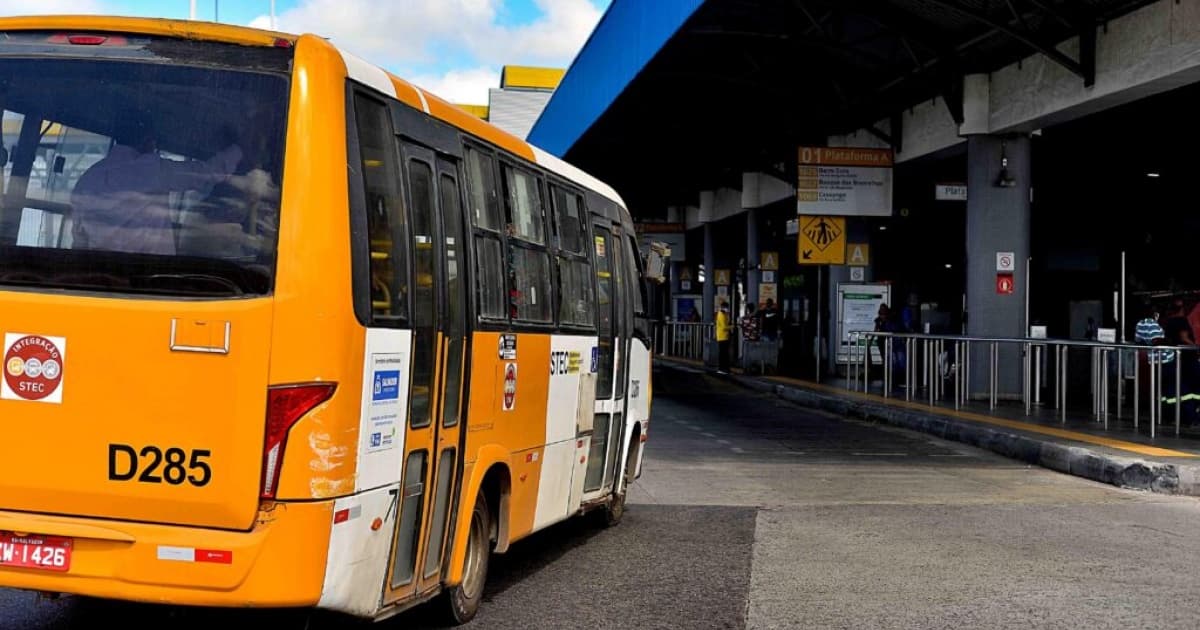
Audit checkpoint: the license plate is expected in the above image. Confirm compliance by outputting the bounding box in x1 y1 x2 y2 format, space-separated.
0 533 72 572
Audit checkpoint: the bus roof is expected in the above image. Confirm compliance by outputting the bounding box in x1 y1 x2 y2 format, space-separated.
0 15 297 48
0 15 628 210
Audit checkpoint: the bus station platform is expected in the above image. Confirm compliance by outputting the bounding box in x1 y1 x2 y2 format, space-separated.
654 356 1200 498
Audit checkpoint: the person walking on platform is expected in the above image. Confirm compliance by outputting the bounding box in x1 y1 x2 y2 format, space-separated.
715 300 733 375
1161 299 1200 424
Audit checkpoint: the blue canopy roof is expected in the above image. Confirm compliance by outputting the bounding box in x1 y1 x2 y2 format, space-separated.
526 0 705 158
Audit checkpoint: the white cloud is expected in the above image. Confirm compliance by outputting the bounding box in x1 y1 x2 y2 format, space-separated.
0 0 105 15
248 0 603 104
406 66 501 106
476 0 602 67
250 0 502 66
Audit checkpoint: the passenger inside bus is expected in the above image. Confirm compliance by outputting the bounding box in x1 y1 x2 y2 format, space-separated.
70 111 244 256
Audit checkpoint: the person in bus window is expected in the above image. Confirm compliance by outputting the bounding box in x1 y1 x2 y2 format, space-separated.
70 112 243 256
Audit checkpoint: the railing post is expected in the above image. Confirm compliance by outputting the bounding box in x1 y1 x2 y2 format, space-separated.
1024 341 1032 416
1176 355 1182 436
905 338 913 401
1133 348 1140 430
884 336 892 398
954 340 962 410
1149 351 1157 438
989 342 997 410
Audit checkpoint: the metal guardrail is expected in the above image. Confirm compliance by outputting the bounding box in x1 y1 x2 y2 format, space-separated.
653 321 714 363
846 331 1197 438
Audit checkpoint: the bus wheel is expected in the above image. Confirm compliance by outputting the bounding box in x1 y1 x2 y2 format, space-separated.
603 441 635 527
439 492 490 625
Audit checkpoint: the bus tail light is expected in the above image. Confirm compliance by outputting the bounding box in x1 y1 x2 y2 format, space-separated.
261 383 337 499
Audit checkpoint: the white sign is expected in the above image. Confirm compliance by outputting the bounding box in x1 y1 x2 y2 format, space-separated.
761 270 775 284
849 267 865 282
797 146 893 217
1097 328 1117 343
935 184 968 201
1030 325 1047 339
996 252 1015 272
836 283 891 365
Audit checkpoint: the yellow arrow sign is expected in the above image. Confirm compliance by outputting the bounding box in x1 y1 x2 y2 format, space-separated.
797 215 845 264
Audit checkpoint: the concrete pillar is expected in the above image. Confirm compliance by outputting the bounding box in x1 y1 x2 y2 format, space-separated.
966 134 1031 399
746 208 759 310
703 222 715 325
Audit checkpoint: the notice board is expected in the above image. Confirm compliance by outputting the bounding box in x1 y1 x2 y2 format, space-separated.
836 283 891 365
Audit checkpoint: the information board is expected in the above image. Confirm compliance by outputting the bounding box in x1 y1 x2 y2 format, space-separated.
836 283 891 365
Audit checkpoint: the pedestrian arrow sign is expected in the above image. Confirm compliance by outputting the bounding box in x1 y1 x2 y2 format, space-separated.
798 215 845 265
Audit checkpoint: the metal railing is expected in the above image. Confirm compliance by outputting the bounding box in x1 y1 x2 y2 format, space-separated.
845 331 1197 439
653 321 714 363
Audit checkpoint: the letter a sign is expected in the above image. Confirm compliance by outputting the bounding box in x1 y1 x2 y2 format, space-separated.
847 243 869 266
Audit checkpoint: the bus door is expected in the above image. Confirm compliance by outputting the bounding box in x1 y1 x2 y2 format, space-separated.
385 143 469 605
584 221 629 496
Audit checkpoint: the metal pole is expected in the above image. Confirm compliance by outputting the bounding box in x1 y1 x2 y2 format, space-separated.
270 0 277 29
954 341 962 410
927 340 934 406
905 338 913 401
815 267 822 383
884 337 892 398
1117 349 1124 420
1024 256 1031 338
1120 251 1127 343
1060 345 1068 423
1134 348 1140 429
1176 356 1182 436
1024 342 1032 415
960 338 969 403
190 0 197 19
1034 345 1042 406
1150 353 1157 438
1103 349 1110 429
989 342 997 410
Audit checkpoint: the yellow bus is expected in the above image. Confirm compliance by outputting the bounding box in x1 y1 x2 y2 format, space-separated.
0 15 652 624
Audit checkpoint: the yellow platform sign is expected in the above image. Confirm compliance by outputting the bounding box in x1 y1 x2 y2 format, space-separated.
798 215 845 264
847 243 870 266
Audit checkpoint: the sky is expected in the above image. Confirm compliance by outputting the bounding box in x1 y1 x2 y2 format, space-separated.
0 0 612 105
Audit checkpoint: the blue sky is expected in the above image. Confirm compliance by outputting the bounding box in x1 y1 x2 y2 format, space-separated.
0 0 611 104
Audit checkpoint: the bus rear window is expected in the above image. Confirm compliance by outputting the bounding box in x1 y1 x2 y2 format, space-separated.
0 47 289 297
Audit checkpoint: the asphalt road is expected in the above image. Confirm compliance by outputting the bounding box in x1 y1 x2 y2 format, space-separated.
5 366 1200 629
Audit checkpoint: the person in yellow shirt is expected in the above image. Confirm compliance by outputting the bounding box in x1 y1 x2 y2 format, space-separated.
715 301 732 374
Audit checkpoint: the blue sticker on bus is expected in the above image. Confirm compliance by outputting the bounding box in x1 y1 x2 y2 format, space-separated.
372 370 401 402
370 432 382 448
590 347 599 373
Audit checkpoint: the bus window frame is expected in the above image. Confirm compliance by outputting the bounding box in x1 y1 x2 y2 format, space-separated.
347 82 413 328
546 177 598 335
461 139 511 331
497 157 556 330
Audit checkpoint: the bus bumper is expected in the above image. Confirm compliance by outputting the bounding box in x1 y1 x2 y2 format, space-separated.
0 500 333 608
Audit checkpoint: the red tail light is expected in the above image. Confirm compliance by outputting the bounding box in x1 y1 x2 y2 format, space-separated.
261 383 336 499
67 35 107 45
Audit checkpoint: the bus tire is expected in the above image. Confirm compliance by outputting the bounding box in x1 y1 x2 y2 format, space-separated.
439 492 490 625
603 441 636 528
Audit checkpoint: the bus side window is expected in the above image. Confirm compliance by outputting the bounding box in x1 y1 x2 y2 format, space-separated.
353 93 408 324
464 145 506 321
501 163 552 324
626 232 649 340
551 184 595 329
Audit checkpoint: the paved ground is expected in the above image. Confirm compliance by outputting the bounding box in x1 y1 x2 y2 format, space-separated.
4 366 1200 629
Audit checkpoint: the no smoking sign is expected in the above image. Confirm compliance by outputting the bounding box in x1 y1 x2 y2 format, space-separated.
996 252 1016 272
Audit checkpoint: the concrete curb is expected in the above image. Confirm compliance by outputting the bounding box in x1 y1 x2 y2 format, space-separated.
653 359 1200 497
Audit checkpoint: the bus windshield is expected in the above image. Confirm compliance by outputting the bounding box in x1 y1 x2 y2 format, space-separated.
0 37 290 297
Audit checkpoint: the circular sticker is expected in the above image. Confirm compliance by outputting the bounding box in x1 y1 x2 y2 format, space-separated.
503 363 517 410
3 335 64 401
